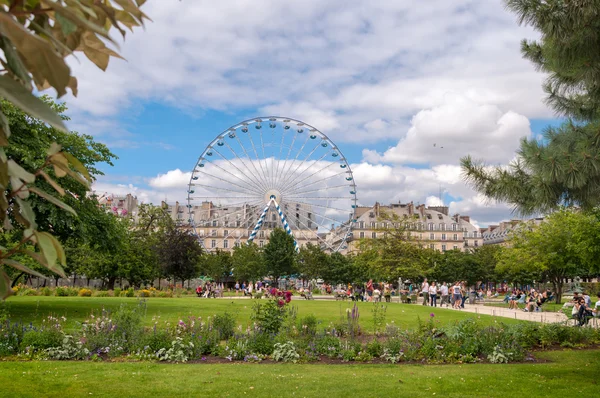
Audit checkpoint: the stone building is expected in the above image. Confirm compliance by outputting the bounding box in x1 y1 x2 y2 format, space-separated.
481 218 544 246
346 202 481 252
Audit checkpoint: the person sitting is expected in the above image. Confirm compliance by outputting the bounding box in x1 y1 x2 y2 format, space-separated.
196 285 203 297
594 292 600 318
576 297 594 326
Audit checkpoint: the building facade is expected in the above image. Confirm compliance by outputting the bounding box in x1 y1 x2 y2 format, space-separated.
481 218 544 246
347 202 481 252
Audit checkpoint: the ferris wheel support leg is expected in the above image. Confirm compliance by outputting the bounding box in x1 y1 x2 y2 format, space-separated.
273 199 300 253
248 201 272 243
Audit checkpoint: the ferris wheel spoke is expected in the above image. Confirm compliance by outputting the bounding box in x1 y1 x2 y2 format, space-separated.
283 199 354 215
276 132 312 192
279 151 332 194
232 134 270 191
286 184 352 197
221 139 269 193
278 139 322 193
258 127 272 188
192 167 261 197
191 199 265 225
281 199 349 226
285 210 335 251
209 147 266 195
274 125 287 190
189 181 260 197
284 170 349 197
202 204 264 249
247 128 271 189
275 128 299 184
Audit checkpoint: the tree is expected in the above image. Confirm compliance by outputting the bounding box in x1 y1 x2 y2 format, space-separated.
461 1 600 214
231 242 265 282
322 252 355 285
0 1 148 298
263 228 297 282
201 250 232 283
496 209 598 303
429 247 498 287
157 227 203 286
297 243 329 281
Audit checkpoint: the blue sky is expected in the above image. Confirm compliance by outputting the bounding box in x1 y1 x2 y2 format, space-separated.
61 0 561 226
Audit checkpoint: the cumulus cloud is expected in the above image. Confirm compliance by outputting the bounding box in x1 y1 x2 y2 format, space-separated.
148 169 192 189
362 95 532 165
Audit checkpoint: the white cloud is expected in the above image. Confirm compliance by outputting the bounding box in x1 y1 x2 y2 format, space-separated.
363 95 532 165
148 169 192 189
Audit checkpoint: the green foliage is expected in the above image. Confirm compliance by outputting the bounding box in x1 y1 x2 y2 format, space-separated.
200 249 231 282
263 228 297 281
247 332 275 356
0 0 148 298
157 226 203 283
251 299 287 335
212 312 236 340
231 242 265 282
272 341 299 363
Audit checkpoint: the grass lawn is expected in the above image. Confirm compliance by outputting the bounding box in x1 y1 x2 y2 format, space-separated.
2 296 524 332
0 349 597 397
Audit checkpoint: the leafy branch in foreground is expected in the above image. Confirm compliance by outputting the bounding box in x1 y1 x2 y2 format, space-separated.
0 1 149 298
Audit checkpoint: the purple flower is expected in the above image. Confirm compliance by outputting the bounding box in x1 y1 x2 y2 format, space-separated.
430 313 435 318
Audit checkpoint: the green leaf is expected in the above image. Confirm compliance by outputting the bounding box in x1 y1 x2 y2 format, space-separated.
55 12 78 36
0 75 67 132
39 170 65 196
40 0 116 43
34 230 57 268
21 249 47 267
63 152 92 182
29 187 76 215
2 258 46 278
0 36 32 89
0 12 71 97
0 269 12 299
0 108 10 146
7 159 35 183
15 197 37 228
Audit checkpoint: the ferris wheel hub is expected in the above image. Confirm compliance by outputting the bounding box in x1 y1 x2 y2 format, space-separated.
264 189 281 203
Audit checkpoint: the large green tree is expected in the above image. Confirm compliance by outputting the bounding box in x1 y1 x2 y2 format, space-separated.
157 226 203 286
231 242 265 282
461 1 600 214
496 209 599 303
263 228 297 282
297 243 329 281
201 250 233 283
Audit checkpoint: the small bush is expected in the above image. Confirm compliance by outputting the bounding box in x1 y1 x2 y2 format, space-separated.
366 339 383 358
41 287 52 296
55 286 69 297
138 289 151 298
299 314 318 336
125 288 135 297
273 341 299 363
248 332 275 355
93 290 110 297
213 313 236 340
78 288 92 297
113 288 121 297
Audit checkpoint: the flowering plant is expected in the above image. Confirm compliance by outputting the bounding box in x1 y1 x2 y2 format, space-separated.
269 288 293 307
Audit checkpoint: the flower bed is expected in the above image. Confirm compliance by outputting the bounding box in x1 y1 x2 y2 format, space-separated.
1 298 598 364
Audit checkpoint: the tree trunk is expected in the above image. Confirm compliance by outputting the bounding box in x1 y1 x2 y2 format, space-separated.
158 278 161 289
11 272 25 287
54 275 60 287
107 276 117 291
72 273 77 287
552 279 563 304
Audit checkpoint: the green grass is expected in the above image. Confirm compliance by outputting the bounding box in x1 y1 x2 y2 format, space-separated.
2 296 524 332
0 349 597 397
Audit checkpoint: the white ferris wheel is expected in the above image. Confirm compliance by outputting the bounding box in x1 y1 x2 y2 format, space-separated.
187 117 357 252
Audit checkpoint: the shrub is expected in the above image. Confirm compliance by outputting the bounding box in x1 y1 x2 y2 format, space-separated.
224 336 251 361
21 328 63 355
193 330 220 356
251 299 287 334
125 288 135 297
113 288 122 297
93 290 110 297
340 349 356 362
273 341 299 363
78 288 92 297
156 337 194 362
212 312 236 340
138 289 151 298
366 339 383 358
248 332 275 355
55 286 69 297
354 350 373 362
299 314 318 336
139 329 173 353
45 334 89 360
157 290 173 298
315 334 341 357
41 287 52 296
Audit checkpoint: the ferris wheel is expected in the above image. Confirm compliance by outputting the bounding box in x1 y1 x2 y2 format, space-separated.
186 117 357 252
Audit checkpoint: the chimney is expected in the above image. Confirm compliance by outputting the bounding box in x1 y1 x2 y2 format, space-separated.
417 204 425 217
408 201 414 216
460 215 470 223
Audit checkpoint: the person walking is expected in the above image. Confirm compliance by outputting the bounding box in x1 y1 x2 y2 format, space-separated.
440 282 449 308
429 282 438 307
421 278 429 306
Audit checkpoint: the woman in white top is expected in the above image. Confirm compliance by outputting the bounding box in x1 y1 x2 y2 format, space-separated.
452 282 462 309
429 282 437 307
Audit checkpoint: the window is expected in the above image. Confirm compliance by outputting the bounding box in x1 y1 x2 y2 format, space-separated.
464 241 469 247
371 232 376 239
474 240 479 247
429 244 435 250
369 212 375 218
359 221 364 229
307 213 312 219
211 240 216 248
260 230 265 238
437 214 443 220
370 221 375 228
440 223 445 231
442 244 447 252
259 241 264 248
360 232 365 238
224 221 229 227
223 240 228 249
452 223 458 231
211 229 217 236
212 220 217 227
308 221 312 228
199 230 205 236
473 231 478 238
453 234 458 241
428 223 434 231
441 233 446 241
234 241 240 248
453 245 458 250
224 230 229 237
272 214 277 221
236 220 241 227
417 223 423 230
429 233 434 240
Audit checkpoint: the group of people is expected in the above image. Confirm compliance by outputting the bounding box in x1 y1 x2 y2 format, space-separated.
566 292 600 326
339 280 394 302
419 279 469 309
195 282 224 298
505 288 552 312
